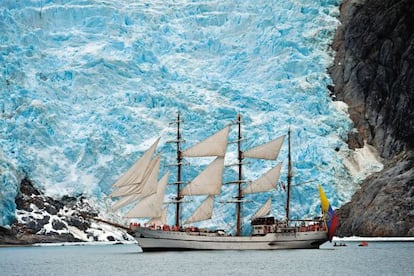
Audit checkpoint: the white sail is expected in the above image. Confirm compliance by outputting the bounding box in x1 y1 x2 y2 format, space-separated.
251 197 272 219
243 135 285 160
180 157 224 196
184 195 214 224
182 126 229 157
147 207 168 225
124 172 170 218
242 163 282 194
137 155 161 197
111 194 140 211
109 154 161 198
111 154 161 211
112 138 160 188
110 184 141 199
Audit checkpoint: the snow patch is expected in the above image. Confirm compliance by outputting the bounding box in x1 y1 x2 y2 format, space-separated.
332 100 349 114
342 141 384 182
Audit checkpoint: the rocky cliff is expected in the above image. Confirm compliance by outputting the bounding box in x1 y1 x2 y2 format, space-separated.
329 0 414 236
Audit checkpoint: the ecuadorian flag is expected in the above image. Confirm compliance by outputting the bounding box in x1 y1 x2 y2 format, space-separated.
319 185 339 242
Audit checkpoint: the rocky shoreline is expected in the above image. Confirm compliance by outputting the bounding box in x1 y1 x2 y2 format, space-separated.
0 178 133 245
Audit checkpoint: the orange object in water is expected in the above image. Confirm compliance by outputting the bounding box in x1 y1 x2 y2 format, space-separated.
359 241 368 246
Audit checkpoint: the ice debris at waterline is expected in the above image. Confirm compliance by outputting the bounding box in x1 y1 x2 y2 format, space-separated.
0 0 380 226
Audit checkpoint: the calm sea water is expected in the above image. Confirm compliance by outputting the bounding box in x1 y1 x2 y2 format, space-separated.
0 242 413 276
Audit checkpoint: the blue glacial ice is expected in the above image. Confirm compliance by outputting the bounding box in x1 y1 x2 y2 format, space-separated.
1 0 362 229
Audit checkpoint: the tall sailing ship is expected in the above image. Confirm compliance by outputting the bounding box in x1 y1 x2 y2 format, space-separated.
109 113 338 252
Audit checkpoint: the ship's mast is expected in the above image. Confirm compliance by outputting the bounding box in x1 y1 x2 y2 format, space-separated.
286 128 292 224
169 112 183 227
236 113 243 236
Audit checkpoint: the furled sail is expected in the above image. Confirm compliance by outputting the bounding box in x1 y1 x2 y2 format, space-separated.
124 172 170 218
111 156 162 211
251 197 272 220
180 157 224 196
109 154 161 198
112 138 160 188
241 163 282 194
184 195 214 224
243 135 285 160
182 126 229 157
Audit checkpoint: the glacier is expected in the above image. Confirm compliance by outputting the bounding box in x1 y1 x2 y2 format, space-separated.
0 0 378 231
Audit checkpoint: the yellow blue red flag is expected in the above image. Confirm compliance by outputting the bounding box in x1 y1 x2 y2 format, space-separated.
319 185 339 242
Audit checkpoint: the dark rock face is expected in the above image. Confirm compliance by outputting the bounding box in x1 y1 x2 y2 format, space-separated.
330 0 414 236
330 0 414 155
67 216 89 231
337 153 414 236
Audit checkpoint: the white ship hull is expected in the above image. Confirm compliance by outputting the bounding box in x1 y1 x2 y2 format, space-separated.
134 228 328 252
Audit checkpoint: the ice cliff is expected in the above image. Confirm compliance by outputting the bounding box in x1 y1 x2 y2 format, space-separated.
0 0 377 230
